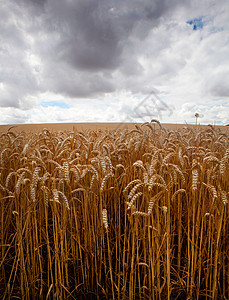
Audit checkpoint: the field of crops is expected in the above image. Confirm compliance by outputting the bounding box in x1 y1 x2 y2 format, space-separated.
0 121 228 299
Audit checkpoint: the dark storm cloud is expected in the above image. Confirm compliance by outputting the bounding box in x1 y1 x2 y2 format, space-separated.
0 2 41 108
0 0 186 106
30 0 180 99
49 1 121 70
43 0 175 71
0 0 173 106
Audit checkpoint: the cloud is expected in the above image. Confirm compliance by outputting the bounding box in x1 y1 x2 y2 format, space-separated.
0 0 228 125
119 91 173 124
0 1 41 108
0 96 228 126
178 101 229 125
1 0 182 102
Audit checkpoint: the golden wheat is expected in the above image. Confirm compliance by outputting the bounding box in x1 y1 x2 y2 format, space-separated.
0 123 228 299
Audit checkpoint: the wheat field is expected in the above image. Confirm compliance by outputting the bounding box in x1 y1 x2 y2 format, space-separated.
0 121 228 299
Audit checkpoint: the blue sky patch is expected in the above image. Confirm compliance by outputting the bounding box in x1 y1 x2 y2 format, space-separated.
187 17 204 30
40 101 71 108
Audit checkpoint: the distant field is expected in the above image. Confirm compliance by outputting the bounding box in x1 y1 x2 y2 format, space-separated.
0 122 228 133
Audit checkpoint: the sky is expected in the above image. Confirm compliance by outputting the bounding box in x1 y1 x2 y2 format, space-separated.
0 0 229 125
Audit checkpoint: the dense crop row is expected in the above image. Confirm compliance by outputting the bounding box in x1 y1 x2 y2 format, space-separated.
0 121 228 299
